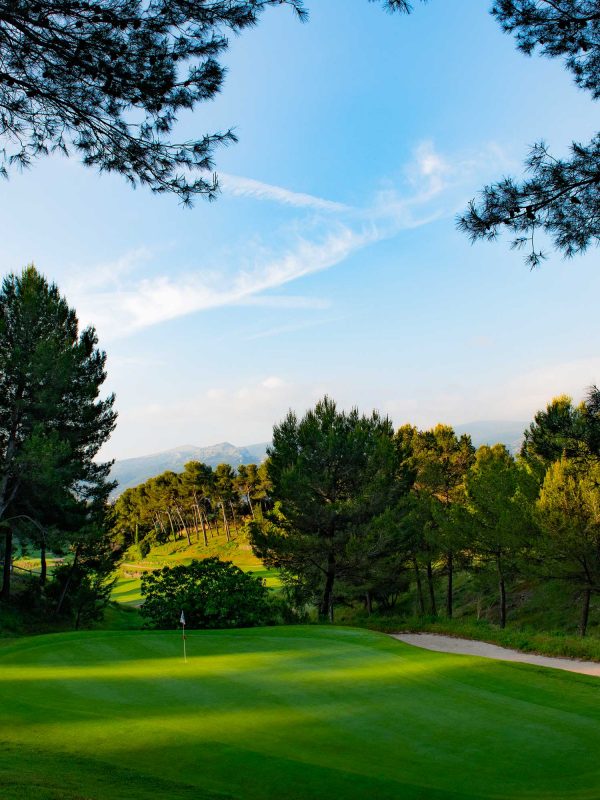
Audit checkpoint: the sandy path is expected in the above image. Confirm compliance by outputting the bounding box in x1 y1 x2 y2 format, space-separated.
391 633 600 677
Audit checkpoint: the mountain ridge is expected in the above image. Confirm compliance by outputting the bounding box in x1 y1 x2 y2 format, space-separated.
109 421 529 496
110 440 269 495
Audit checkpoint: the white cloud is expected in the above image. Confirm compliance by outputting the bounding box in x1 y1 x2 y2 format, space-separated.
379 357 600 431
70 140 513 341
106 376 304 458
261 376 285 389
235 294 331 310
219 173 349 212
409 140 452 198
247 316 343 341
74 223 379 339
65 247 152 295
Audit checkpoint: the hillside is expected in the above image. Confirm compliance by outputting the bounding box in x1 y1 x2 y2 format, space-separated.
110 441 269 495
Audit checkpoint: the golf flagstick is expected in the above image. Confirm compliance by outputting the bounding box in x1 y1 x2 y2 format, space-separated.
180 610 187 663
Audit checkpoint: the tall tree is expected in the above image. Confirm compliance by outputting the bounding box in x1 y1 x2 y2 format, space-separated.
465 445 537 628
236 463 261 519
0 265 116 600
537 457 600 636
213 463 236 541
410 425 475 618
250 396 397 622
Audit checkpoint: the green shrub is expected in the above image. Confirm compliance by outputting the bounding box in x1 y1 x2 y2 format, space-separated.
140 557 273 629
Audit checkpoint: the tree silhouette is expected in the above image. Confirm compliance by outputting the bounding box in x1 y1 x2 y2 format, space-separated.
0 0 306 202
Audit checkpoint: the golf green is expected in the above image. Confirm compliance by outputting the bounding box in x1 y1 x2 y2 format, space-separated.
0 626 598 799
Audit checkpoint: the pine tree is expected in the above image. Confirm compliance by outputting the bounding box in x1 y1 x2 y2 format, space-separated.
0 265 116 600
0 1 307 202
250 396 397 622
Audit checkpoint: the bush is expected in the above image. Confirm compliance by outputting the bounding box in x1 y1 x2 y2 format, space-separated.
138 539 151 560
140 557 273 629
47 563 116 629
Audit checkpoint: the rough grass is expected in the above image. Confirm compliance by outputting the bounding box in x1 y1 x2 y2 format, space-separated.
0 626 598 800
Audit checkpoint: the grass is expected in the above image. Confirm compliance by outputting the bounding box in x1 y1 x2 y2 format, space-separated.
0 625 598 799
112 528 280 607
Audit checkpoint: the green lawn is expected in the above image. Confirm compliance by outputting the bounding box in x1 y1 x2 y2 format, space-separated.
0 626 598 800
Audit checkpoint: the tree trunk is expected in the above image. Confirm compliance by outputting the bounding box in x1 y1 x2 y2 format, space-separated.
207 513 215 536
229 500 237 534
426 560 437 616
221 503 230 542
40 538 47 586
155 514 167 539
365 591 372 616
1 528 12 601
166 509 177 541
319 553 335 622
413 557 425 615
446 550 453 618
580 587 591 637
176 508 191 546
497 558 506 629
56 546 80 616
247 492 255 520
200 511 209 547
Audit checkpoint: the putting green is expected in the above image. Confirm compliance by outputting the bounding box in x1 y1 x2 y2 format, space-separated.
0 626 598 799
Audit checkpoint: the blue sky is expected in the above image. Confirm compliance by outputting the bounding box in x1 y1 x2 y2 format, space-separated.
0 1 598 460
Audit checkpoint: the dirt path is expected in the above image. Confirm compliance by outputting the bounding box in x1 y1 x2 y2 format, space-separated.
391 632 600 677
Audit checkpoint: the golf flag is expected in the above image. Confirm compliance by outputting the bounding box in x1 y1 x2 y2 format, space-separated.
180 610 187 663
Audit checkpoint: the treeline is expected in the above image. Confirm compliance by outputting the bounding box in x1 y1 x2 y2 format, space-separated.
111 461 271 554
250 394 600 637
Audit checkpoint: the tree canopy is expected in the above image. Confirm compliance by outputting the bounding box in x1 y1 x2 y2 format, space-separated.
537 457 600 635
250 396 401 622
0 0 308 202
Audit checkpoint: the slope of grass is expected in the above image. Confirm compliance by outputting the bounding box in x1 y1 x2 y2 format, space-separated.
0 626 598 799
114 528 279 607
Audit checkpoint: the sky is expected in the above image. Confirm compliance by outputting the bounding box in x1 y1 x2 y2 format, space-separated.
0 1 598 461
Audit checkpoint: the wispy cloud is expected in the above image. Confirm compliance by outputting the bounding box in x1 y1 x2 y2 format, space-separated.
246 316 343 341
72 224 377 339
71 140 512 340
234 294 331 310
220 173 349 212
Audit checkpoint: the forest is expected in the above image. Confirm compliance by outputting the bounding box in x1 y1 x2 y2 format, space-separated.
1 266 598 641
107 394 600 637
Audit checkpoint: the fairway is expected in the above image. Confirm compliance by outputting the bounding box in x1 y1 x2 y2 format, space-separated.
0 627 598 800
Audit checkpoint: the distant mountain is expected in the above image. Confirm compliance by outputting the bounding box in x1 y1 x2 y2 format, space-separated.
110 441 269 495
110 421 529 496
453 421 528 454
